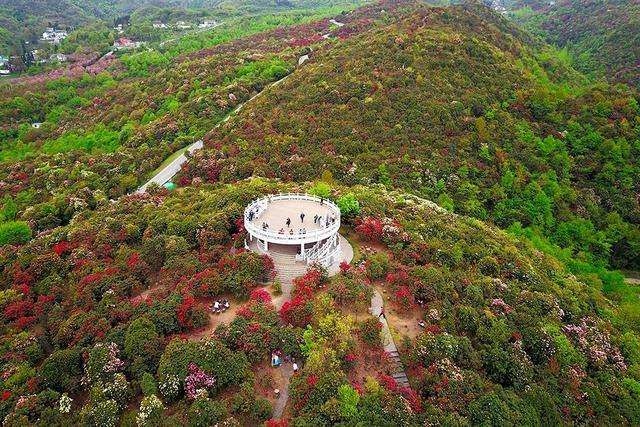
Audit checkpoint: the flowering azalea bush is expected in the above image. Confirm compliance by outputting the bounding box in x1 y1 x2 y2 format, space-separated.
184 363 216 400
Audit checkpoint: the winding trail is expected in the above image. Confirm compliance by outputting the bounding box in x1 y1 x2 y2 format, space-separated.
370 290 410 388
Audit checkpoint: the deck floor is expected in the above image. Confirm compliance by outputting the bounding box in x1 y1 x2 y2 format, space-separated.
250 199 336 231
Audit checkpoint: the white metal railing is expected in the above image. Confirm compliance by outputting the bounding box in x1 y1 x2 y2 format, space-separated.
244 193 340 244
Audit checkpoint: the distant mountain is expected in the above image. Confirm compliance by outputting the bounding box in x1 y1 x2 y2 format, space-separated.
502 0 640 88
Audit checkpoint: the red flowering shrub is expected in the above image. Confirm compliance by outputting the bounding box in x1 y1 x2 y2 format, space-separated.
306 374 318 387
394 286 414 310
339 261 351 274
378 374 399 392
355 216 384 241
265 419 289 427
250 288 272 304
4 300 34 321
279 295 312 327
53 240 72 257
176 294 208 330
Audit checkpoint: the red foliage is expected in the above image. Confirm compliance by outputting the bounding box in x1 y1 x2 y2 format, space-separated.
339 261 351 274
126 252 141 269
279 295 311 327
355 216 384 241
1 390 10 401
177 295 196 328
386 269 409 286
378 373 399 392
306 374 318 387
4 300 34 321
250 288 272 304
53 240 72 257
393 286 414 309
17 316 37 329
237 305 254 319
261 254 276 280
265 419 289 427
400 387 422 413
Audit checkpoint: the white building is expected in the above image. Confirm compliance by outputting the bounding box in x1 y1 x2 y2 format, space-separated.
113 38 144 50
175 21 192 30
41 28 68 44
152 22 168 29
198 20 218 29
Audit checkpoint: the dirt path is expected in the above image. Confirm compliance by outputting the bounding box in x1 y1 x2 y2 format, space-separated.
370 289 410 387
188 305 239 341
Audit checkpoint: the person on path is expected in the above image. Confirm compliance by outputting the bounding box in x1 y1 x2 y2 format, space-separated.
379 307 385 319
293 361 298 373
313 214 318 224
286 217 291 227
300 212 305 223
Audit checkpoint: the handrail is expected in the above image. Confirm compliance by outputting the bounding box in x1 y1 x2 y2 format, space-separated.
244 193 341 244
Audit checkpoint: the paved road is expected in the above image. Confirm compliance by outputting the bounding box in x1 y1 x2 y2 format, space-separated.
135 140 203 193
134 59 299 194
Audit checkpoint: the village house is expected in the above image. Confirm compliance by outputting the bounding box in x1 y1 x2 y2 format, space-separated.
113 37 144 50
41 28 68 44
198 20 218 29
152 21 168 29
174 21 192 30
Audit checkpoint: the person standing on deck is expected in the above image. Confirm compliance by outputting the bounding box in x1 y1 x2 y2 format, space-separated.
300 212 305 223
286 217 291 227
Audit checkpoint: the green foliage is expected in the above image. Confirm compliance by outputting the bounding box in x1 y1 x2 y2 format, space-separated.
336 193 361 218
40 348 84 392
0 221 31 246
337 384 359 419
309 182 331 198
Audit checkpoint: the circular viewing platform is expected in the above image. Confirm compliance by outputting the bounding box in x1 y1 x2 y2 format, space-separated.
244 193 345 270
244 193 340 246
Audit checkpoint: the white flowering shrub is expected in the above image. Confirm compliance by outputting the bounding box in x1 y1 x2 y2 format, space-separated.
159 374 181 401
137 394 165 427
59 393 72 413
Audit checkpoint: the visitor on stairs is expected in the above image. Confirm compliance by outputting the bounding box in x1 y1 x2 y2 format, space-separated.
286 217 291 227
300 212 305 223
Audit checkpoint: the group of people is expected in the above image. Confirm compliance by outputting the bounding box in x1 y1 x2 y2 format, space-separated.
278 228 307 235
211 299 230 314
254 206 338 236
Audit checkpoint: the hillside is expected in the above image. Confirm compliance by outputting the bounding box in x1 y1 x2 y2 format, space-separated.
0 0 368 52
1 1 640 425
503 0 640 88
181 1 640 271
1 179 639 424
0 2 389 245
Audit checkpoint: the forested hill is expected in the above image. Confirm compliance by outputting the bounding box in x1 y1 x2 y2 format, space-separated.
504 0 640 88
183 1 640 271
0 0 369 51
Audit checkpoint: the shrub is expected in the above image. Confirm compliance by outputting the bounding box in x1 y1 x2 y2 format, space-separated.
136 395 165 427
309 182 331 198
124 317 161 378
359 318 382 347
39 348 83 392
337 193 361 218
188 397 226 427
0 221 32 245
366 253 390 280
140 373 157 397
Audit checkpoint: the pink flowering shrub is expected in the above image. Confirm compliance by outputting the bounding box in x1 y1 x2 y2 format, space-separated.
562 317 626 370
184 363 216 399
